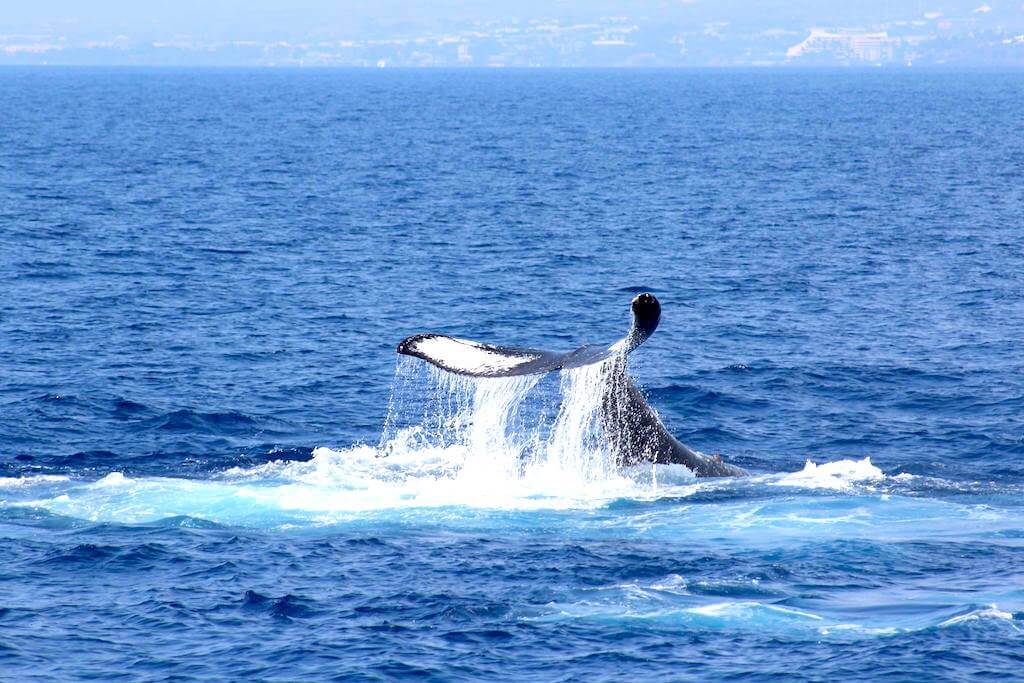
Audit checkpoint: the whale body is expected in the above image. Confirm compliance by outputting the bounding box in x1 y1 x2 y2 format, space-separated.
397 293 746 477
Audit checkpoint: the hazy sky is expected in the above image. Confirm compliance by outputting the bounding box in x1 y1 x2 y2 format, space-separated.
4 1 1015 39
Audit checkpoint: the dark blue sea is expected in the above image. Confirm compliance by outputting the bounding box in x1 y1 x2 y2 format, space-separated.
2 68 1023 680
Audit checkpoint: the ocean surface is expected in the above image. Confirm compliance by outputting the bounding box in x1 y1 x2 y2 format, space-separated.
1 67 1023 680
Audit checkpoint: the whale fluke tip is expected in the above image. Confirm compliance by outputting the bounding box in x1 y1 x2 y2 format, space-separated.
628 293 661 347
396 334 422 355
631 292 659 312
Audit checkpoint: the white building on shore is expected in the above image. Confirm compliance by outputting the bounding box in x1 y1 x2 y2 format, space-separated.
787 29 900 63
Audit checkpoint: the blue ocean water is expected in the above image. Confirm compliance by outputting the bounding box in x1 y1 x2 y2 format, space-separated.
1 67 1023 680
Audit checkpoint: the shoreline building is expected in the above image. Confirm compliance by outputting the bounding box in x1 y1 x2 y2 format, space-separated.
787 29 900 63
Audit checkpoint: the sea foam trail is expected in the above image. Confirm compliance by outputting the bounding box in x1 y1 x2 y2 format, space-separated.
530 594 1022 638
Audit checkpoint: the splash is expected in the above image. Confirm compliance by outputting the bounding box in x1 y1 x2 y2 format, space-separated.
377 358 637 492
528 360 619 483
4 360 965 528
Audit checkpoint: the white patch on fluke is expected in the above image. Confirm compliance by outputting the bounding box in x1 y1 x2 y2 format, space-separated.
410 336 540 374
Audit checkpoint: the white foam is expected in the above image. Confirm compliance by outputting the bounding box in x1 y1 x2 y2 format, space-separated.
818 624 901 637
219 442 653 513
939 605 1016 628
525 593 1021 637
687 601 824 621
92 472 132 488
529 599 834 630
649 574 688 592
0 474 69 489
772 457 883 491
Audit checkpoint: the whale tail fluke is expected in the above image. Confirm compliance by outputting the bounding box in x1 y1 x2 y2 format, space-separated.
397 293 660 378
394 293 746 477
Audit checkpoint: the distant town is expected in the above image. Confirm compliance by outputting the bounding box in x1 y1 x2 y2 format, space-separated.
3 5 1023 67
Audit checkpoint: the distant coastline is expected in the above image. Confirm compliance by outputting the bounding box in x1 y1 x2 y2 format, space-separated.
3 12 1023 69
